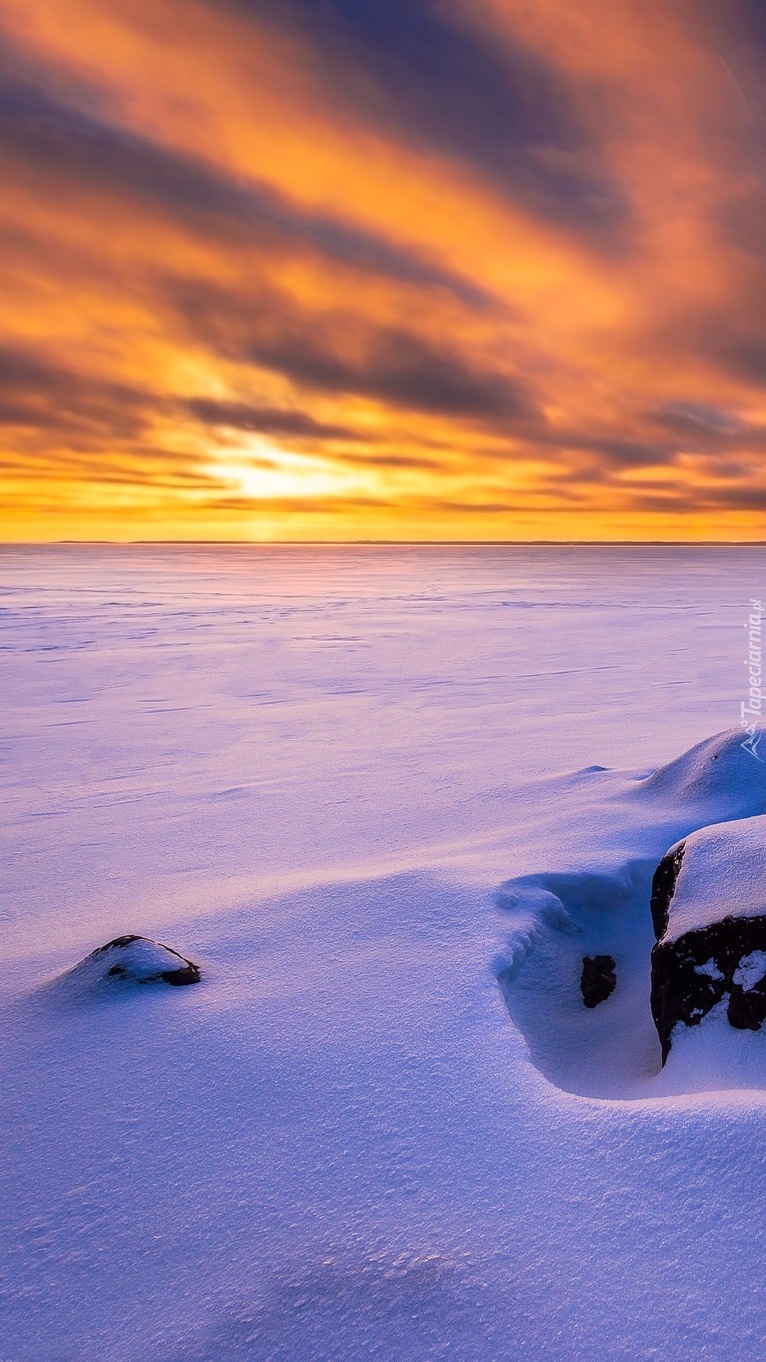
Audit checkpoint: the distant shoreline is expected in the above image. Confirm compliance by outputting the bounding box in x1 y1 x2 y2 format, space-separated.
4 540 766 549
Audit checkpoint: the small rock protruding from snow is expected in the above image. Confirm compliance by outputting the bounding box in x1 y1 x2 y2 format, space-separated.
580 955 617 1008
52 934 201 999
650 816 766 1061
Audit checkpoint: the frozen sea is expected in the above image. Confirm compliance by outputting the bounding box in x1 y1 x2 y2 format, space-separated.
2 544 766 1360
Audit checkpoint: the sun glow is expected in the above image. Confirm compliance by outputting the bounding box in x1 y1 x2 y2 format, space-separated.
206 438 373 503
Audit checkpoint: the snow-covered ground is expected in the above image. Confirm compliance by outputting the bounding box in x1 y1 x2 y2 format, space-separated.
2 544 766 1360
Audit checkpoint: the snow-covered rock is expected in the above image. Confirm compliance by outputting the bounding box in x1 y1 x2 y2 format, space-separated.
50 935 201 1000
650 816 766 1061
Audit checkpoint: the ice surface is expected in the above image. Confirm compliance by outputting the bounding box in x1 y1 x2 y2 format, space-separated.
3 544 766 1361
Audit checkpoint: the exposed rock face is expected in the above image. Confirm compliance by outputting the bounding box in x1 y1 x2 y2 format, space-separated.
649 842 686 939
652 918 766 1061
650 819 766 1061
580 955 616 1008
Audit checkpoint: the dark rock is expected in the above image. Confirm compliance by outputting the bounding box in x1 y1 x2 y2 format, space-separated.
649 842 686 939
651 917 766 1062
580 954 617 1008
92 934 144 953
159 962 201 986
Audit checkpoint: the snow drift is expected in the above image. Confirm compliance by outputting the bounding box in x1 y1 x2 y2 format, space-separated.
631 727 766 819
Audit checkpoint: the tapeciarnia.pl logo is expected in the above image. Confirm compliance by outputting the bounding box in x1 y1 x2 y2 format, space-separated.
741 598 764 761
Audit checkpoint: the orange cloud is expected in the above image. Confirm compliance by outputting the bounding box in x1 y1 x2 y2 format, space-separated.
1 0 766 540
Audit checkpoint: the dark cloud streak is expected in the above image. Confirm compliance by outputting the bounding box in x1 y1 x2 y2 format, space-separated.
222 0 629 243
184 399 368 442
0 67 491 306
168 278 534 421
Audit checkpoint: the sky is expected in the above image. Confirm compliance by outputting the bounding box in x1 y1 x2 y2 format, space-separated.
3 0 766 541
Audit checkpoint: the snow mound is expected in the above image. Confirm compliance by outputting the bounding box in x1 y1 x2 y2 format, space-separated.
655 815 766 944
42 935 201 1001
631 727 766 816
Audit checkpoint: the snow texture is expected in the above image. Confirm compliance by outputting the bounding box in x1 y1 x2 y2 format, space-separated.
696 959 725 981
632 727 766 819
733 951 766 992
2 544 766 1362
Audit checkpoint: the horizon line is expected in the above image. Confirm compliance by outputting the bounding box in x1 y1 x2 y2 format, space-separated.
3 538 766 548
